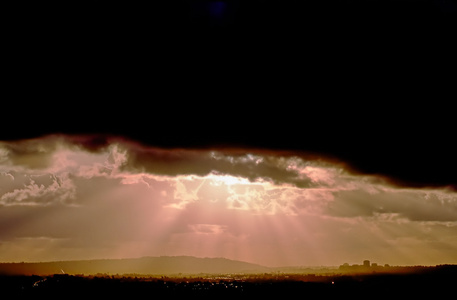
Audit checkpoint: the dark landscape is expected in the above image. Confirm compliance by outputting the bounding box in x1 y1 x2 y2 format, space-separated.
1 257 456 298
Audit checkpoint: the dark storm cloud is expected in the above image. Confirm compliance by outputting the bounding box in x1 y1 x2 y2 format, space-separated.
0 135 343 189
120 145 326 189
82 137 320 187
2 135 456 223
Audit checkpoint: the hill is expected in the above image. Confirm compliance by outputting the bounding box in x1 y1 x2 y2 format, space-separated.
0 256 269 276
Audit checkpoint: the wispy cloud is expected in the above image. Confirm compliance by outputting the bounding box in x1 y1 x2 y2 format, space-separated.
189 224 228 235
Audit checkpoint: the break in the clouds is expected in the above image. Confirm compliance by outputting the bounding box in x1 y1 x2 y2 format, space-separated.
0 135 456 266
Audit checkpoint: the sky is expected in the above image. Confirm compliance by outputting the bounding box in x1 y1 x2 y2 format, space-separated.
2 1 455 268
1 135 456 267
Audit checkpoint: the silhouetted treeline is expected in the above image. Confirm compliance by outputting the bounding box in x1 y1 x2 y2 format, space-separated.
338 262 455 275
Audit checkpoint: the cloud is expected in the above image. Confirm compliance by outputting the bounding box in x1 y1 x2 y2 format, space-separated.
118 143 322 188
0 147 9 164
1 135 457 265
169 176 206 209
326 188 457 222
0 171 76 206
0 136 64 169
1 135 456 221
189 224 228 235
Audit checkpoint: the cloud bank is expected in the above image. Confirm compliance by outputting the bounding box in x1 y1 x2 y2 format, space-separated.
0 135 456 266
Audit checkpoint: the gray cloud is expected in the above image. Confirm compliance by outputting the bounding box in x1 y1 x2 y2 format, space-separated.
0 136 317 188
2 135 456 222
326 189 457 222
119 144 332 189
0 137 61 169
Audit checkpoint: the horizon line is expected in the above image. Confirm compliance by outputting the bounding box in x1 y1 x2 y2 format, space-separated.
1 255 456 269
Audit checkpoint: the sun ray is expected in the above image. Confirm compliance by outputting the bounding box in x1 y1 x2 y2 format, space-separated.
1 136 457 266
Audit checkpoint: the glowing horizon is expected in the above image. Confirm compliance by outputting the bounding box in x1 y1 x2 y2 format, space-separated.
1 135 456 267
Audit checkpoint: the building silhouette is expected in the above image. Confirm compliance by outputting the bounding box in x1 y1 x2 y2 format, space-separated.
339 260 391 273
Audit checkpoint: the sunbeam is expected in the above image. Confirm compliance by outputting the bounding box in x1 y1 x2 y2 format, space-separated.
1 136 456 266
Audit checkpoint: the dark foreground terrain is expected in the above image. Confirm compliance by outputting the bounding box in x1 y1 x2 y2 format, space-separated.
2 265 456 299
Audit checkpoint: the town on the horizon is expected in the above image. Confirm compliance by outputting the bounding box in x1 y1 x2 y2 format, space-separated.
2 257 457 298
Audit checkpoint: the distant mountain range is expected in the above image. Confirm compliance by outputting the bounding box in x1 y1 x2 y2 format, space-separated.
0 256 269 276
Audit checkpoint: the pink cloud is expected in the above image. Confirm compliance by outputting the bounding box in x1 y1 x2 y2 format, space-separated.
188 224 228 235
